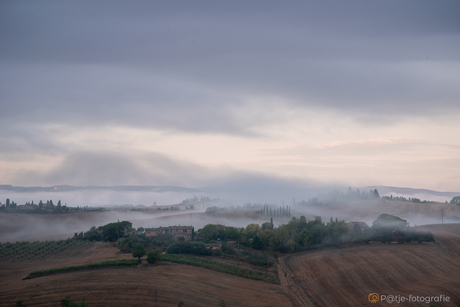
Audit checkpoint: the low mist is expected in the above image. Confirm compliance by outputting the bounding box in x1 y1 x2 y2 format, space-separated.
1 185 459 242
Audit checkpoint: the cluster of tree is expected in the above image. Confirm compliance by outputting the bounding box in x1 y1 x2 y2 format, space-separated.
155 206 181 211
324 188 381 202
197 213 434 253
381 196 433 203
205 205 226 214
198 224 240 241
450 196 460 205
2 198 18 209
117 230 176 253
73 213 435 259
257 205 291 218
0 198 95 213
73 221 133 242
364 214 434 243
180 196 217 205
238 216 349 253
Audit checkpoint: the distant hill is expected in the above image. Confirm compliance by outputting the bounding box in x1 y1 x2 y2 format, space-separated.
1 184 459 199
0 185 203 193
362 186 460 198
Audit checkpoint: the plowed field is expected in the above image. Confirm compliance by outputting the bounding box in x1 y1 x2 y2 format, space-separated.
0 243 289 307
1 224 459 307
278 224 460 307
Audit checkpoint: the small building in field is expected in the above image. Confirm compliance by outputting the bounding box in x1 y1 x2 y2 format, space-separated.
145 225 193 241
125 230 138 236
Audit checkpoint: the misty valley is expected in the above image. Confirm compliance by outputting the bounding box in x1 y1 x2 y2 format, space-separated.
1 187 459 306
3 1 460 306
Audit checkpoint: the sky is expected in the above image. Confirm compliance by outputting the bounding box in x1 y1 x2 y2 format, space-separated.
1 1 460 192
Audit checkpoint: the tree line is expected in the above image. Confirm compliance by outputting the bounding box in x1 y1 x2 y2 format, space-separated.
73 213 434 255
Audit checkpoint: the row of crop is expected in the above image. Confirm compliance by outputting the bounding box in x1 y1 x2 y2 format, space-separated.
0 240 90 259
28 259 140 277
161 254 267 281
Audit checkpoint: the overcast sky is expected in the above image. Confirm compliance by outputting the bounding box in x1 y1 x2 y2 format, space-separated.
1 1 459 192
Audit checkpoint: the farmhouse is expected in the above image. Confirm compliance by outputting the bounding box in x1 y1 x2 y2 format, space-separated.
125 230 138 236
145 225 193 240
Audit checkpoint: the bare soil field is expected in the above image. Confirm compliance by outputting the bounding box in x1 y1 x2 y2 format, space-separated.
1 224 459 307
0 242 289 307
278 224 460 307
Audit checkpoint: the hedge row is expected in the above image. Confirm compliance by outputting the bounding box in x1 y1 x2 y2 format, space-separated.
28 259 140 278
161 254 267 281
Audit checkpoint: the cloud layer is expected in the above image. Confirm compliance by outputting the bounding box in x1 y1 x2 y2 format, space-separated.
1 1 459 191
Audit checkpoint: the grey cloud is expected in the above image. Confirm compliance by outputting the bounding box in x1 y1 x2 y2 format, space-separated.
43 152 152 186
40 151 220 187
8 151 337 202
1 0 460 136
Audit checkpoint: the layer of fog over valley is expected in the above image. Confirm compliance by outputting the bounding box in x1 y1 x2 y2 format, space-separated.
1 185 459 242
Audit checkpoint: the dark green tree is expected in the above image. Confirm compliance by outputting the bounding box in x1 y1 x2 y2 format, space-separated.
298 216 307 229
131 243 146 260
200 224 218 241
224 227 240 240
372 214 408 229
252 235 263 250
98 221 133 242
450 196 460 204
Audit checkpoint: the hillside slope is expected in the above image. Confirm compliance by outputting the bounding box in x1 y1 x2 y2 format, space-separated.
0 243 290 307
278 224 460 306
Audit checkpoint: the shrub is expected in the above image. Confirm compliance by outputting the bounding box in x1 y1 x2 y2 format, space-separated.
29 259 140 277
147 250 162 264
166 241 211 256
